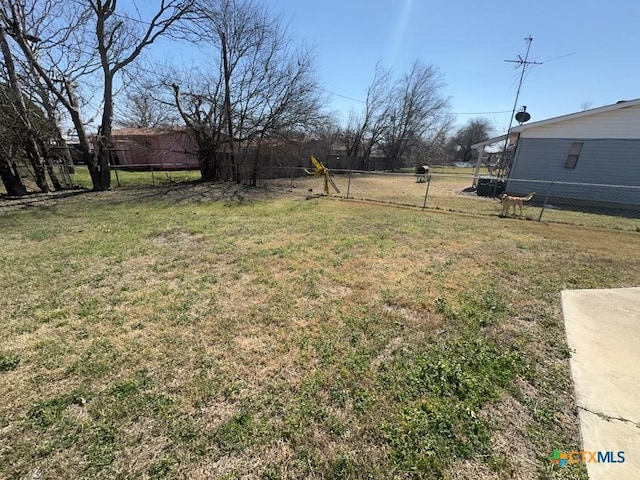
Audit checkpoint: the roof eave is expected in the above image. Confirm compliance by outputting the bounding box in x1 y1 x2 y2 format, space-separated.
511 98 640 133
471 134 508 149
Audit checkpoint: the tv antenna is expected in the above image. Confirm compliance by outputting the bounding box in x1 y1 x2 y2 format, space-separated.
498 35 542 178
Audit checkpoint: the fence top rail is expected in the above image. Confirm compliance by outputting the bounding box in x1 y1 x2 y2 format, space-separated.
97 164 640 190
108 164 200 171
288 166 437 176
282 166 640 189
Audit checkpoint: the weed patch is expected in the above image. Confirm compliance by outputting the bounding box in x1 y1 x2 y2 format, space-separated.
380 293 525 477
0 351 21 371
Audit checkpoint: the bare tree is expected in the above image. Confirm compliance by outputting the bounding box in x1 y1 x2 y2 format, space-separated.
448 118 493 163
2 0 194 191
341 63 391 158
308 118 341 159
414 115 454 166
379 61 450 170
580 101 593 111
91 0 194 189
116 79 180 128
0 84 28 195
172 0 324 183
0 26 50 192
29 72 75 189
341 61 450 170
1 1 105 192
172 70 227 180
341 111 363 158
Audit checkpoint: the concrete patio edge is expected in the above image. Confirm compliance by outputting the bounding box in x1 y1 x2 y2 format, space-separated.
561 287 640 479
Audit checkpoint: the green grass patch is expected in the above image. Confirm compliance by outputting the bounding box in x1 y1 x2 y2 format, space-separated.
0 351 21 371
70 165 201 189
379 293 525 477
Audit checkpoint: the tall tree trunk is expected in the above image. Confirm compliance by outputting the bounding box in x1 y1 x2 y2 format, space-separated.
250 152 259 187
33 73 76 184
44 157 63 190
200 154 218 181
95 3 113 192
96 73 113 190
0 158 27 196
0 29 50 193
64 78 100 189
95 137 111 190
85 151 102 187
250 139 264 187
36 139 66 190
221 33 237 183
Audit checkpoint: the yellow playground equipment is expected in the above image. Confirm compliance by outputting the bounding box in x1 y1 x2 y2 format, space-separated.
305 155 340 195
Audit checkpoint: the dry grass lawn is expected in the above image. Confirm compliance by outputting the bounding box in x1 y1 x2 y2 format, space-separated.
1 180 639 479
268 172 639 231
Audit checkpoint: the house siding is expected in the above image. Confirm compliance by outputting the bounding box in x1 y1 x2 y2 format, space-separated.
110 129 199 170
507 138 640 207
514 104 640 139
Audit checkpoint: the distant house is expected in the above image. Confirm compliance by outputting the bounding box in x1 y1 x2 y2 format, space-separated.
110 127 198 170
473 99 640 209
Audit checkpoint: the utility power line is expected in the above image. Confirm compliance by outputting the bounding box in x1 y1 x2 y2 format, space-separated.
453 110 511 115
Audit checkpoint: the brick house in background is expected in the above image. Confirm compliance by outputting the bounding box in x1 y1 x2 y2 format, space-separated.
110 127 199 170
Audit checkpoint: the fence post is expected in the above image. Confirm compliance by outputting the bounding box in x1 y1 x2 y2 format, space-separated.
290 166 294 191
346 170 352 199
422 174 431 210
114 166 121 187
61 162 72 188
538 181 553 222
150 164 155 186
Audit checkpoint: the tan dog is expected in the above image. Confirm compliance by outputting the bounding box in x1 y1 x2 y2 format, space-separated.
500 192 535 217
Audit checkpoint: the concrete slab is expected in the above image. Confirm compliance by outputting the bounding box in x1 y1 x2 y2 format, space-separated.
562 287 640 480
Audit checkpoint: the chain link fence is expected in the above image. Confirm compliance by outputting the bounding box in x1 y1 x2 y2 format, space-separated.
7 162 637 231
0 163 201 195
66 165 202 189
3 160 75 193
258 166 640 232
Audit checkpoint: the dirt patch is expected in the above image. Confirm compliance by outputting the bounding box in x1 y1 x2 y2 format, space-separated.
112 419 173 474
482 394 537 479
444 459 502 479
370 336 407 371
148 229 205 246
191 440 295 479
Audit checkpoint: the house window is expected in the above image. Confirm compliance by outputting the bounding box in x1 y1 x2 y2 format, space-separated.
565 142 583 169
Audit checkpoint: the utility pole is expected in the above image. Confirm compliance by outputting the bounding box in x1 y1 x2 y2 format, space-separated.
499 35 542 178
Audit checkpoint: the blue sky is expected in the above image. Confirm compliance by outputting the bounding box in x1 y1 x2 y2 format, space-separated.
144 0 640 134
270 0 640 133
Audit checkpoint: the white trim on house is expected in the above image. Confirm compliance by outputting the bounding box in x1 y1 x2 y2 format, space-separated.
473 99 640 147
468 98 640 188
470 134 507 150
510 98 640 139
510 98 640 132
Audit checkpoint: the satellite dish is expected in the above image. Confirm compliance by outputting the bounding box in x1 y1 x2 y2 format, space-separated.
515 111 531 123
